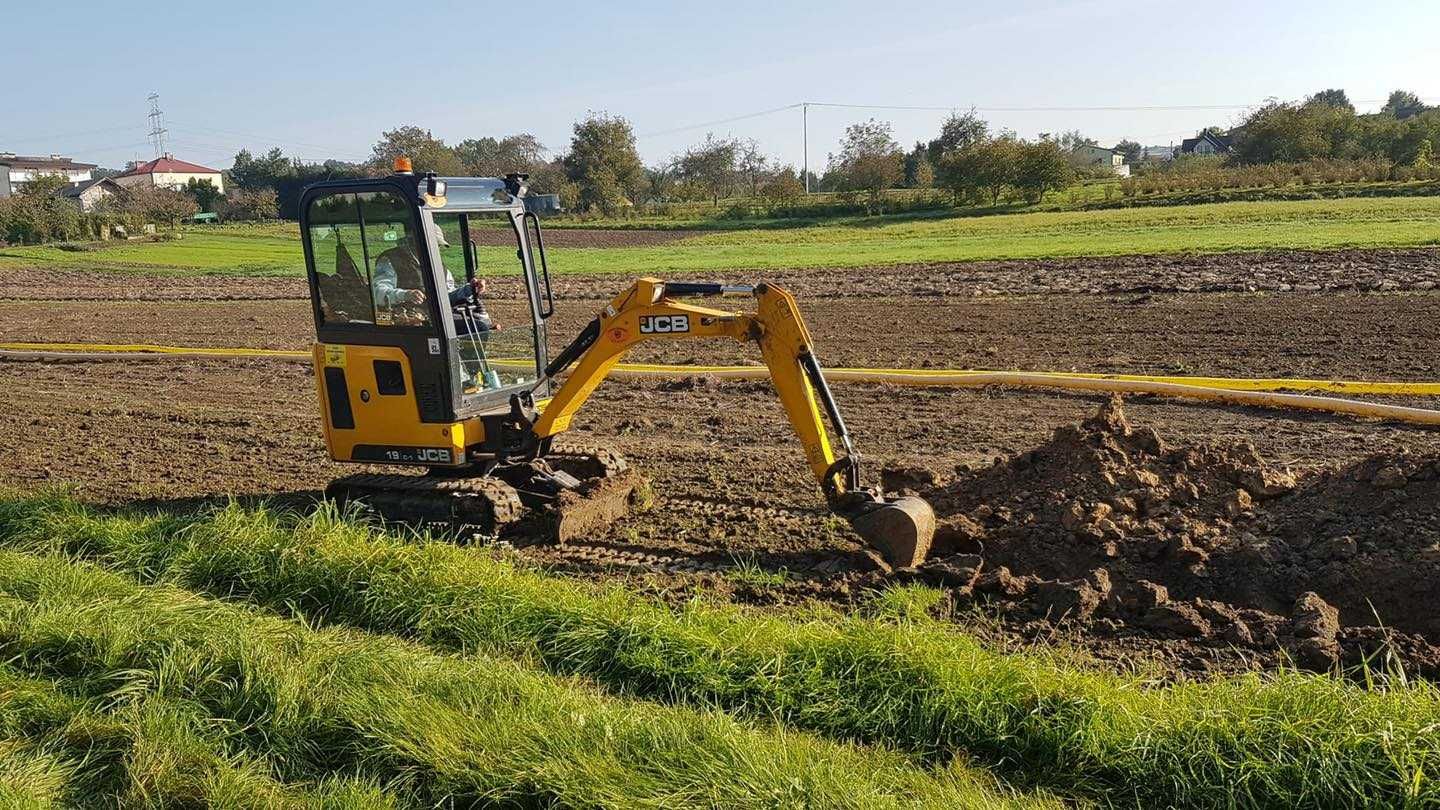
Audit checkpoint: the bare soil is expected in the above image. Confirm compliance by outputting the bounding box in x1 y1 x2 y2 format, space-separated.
4 249 1440 679
3 247 1437 301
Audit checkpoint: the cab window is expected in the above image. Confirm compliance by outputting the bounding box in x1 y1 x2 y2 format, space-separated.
431 211 541 397
306 191 432 327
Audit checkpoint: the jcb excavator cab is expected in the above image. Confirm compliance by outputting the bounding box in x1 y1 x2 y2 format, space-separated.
299 163 554 468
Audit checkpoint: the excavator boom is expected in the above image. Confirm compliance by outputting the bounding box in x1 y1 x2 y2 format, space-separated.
530 278 936 567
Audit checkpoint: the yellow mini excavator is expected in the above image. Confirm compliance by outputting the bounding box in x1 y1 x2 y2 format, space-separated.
298 158 935 566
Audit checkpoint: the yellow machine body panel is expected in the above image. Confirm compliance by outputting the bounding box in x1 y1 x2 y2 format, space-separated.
313 343 480 468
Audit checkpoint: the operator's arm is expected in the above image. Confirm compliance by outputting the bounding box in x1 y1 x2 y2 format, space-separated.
372 257 404 307
448 283 473 306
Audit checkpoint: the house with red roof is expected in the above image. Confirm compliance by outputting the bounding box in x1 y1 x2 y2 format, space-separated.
113 154 224 194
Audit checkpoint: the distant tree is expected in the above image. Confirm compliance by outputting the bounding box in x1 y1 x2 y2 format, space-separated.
938 136 1021 207
1415 138 1435 172
527 158 579 209
1114 139 1144 164
1305 88 1354 113
18 174 71 198
760 166 805 209
1013 141 1073 202
91 167 122 180
1048 130 1098 153
1231 100 1354 163
121 185 198 227
912 156 935 188
676 133 740 206
1383 90 1427 120
218 187 279 221
0 174 82 243
369 126 463 175
902 142 934 188
563 113 646 214
934 148 980 205
454 134 546 176
229 148 294 191
640 164 676 205
927 110 989 166
184 178 222 212
829 119 903 212
736 138 769 197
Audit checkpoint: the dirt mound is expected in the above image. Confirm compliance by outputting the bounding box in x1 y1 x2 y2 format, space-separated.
903 396 1440 676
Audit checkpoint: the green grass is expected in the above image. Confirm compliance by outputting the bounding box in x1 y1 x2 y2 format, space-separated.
3 196 1437 278
0 541 1040 809
0 666 395 808
3 495 1439 808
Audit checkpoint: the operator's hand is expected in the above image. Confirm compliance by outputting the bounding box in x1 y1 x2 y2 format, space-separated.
404 289 426 304
471 278 487 296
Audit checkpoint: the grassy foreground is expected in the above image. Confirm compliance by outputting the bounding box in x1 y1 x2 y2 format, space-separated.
0 668 394 808
0 547 1040 808
2 496 1438 808
1 196 1436 277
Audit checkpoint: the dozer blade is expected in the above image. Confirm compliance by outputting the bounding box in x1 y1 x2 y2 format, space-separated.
528 470 640 544
326 441 640 545
848 496 937 569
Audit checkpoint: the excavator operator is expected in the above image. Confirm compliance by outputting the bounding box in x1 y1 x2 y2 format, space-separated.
371 228 494 334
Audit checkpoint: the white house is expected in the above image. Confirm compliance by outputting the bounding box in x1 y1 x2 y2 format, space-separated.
1179 131 1233 156
1073 145 1131 177
113 154 224 194
55 178 125 212
0 153 97 197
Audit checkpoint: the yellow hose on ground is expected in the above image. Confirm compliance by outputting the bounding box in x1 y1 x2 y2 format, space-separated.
4 341 1440 426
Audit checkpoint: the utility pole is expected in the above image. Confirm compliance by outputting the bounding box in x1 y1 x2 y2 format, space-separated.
802 102 809 194
146 93 168 158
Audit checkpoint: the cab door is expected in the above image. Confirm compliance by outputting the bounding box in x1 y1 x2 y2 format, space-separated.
426 208 551 418
301 183 456 432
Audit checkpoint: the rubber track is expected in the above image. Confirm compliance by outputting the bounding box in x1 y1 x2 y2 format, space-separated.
327 473 526 532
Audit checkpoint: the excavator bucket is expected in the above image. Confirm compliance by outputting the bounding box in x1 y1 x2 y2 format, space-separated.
848 496 937 568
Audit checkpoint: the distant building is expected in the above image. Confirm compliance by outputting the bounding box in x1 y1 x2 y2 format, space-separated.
1179 131 1233 156
1073 144 1131 177
0 153 97 197
113 154 225 194
55 178 125 212
1140 145 1175 162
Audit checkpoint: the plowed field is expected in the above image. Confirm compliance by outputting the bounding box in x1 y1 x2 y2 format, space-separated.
4 248 1440 680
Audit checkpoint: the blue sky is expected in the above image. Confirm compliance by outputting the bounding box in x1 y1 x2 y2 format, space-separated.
3 0 1436 172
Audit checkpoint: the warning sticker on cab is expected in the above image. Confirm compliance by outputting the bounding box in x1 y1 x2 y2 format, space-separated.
323 345 347 367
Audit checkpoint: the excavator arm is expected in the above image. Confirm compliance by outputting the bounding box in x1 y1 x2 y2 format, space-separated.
529 278 935 567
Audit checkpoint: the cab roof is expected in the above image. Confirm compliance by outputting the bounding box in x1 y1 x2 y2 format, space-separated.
421 176 523 212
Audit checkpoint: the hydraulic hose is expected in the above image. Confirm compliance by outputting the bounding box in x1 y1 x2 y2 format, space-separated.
5 342 1440 426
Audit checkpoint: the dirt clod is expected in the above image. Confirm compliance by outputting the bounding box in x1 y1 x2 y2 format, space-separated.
921 553 984 589
1292 592 1341 641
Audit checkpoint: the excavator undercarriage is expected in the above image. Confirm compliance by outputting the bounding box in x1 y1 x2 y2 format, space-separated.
326 440 639 545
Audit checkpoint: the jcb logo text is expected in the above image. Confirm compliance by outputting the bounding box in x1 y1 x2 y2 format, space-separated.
639 315 690 334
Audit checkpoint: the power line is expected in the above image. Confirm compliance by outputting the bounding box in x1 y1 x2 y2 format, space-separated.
0 125 147 145
636 103 802 139
168 122 368 157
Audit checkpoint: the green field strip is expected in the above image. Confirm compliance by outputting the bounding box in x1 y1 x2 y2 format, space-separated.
0 544 1046 809
2 495 1437 808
